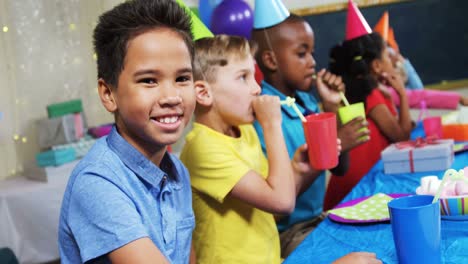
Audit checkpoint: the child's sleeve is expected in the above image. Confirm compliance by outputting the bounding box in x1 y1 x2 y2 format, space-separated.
183 139 252 203
404 59 424 90
67 170 148 262
366 89 389 114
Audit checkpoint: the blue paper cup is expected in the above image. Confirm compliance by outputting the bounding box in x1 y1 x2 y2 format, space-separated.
388 195 441 264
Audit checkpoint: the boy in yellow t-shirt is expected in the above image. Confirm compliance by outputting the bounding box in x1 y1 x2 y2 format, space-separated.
180 35 321 263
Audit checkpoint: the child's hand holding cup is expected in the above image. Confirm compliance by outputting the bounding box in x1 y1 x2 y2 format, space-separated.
337 102 368 142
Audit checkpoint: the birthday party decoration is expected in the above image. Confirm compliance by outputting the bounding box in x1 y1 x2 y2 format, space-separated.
373 11 400 52
253 0 290 29
211 0 253 39
176 0 214 40
345 0 371 41
381 138 454 174
198 0 222 30
373 11 389 41
388 27 399 52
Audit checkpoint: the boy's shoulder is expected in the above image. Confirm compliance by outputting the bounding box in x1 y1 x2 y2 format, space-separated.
181 123 257 161
64 137 125 198
185 123 256 146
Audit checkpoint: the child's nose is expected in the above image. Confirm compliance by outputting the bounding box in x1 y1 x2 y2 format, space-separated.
252 81 261 96
309 54 316 68
159 85 183 106
159 95 182 106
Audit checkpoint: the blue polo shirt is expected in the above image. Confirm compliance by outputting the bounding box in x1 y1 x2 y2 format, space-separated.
58 127 194 263
253 81 326 232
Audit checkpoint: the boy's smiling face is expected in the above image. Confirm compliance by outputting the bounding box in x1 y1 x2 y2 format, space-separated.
210 55 261 127
271 20 316 94
100 28 195 158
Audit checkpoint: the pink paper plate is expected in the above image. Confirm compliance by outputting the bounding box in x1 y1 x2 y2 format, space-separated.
328 193 411 224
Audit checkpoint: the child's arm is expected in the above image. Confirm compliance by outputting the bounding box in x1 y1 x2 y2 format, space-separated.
108 238 170 263
190 242 196 264
389 88 461 110
332 252 382 264
291 140 342 194
370 73 412 142
230 95 296 214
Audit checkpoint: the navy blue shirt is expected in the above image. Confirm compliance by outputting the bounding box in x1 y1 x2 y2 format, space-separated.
58 127 194 263
253 81 326 232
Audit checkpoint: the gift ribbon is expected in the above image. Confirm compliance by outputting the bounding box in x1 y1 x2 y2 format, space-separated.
74 113 84 139
395 137 440 173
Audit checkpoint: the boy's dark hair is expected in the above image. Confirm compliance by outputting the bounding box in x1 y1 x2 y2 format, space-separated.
329 32 384 104
93 0 194 87
251 14 306 75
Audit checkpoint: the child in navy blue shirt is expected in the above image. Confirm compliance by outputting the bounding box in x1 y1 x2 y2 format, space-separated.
58 0 196 263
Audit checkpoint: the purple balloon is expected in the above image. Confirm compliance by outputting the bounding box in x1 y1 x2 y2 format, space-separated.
210 0 253 39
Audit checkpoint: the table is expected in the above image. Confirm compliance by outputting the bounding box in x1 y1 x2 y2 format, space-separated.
0 160 78 264
284 124 468 264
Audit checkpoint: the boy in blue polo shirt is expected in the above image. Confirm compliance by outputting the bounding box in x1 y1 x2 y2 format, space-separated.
252 14 370 258
58 0 196 263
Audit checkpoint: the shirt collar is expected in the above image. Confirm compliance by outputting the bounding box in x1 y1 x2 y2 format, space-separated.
106 126 181 190
261 80 320 119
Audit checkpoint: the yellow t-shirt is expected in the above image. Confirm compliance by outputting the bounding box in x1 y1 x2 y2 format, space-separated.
180 123 281 264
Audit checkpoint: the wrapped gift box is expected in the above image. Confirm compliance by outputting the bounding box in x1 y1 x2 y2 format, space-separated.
37 113 85 149
25 159 80 182
35 148 76 167
381 139 454 174
52 136 96 158
47 99 83 118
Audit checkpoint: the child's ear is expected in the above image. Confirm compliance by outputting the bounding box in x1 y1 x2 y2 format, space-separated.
194 80 213 107
98 78 117 113
370 59 382 75
262 50 278 71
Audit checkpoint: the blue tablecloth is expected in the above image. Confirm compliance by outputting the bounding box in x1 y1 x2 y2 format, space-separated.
284 123 468 264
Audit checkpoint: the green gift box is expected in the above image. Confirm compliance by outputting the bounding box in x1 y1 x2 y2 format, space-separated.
47 99 83 118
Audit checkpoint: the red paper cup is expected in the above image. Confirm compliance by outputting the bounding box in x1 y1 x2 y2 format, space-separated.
302 112 338 170
423 116 442 138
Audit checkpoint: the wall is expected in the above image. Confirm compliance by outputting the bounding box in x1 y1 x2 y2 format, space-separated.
303 0 468 85
1 0 463 180
0 0 122 180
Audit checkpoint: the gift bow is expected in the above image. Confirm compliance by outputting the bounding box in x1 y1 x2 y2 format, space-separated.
395 136 439 150
394 137 440 172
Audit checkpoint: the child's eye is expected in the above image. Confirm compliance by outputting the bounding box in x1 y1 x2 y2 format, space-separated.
238 74 248 82
139 78 157 84
298 52 307 58
176 75 192 82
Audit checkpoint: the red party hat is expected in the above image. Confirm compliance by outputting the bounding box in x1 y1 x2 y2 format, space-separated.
345 0 372 40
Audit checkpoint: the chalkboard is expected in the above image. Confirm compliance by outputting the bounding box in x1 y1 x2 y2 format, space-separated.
302 0 468 85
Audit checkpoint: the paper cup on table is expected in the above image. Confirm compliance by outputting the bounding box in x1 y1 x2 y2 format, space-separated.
302 112 338 170
388 195 441 264
423 116 442 138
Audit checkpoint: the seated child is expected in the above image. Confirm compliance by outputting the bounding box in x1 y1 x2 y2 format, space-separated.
387 46 468 109
58 0 196 263
181 34 380 264
324 32 413 210
251 14 369 257
374 12 468 108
